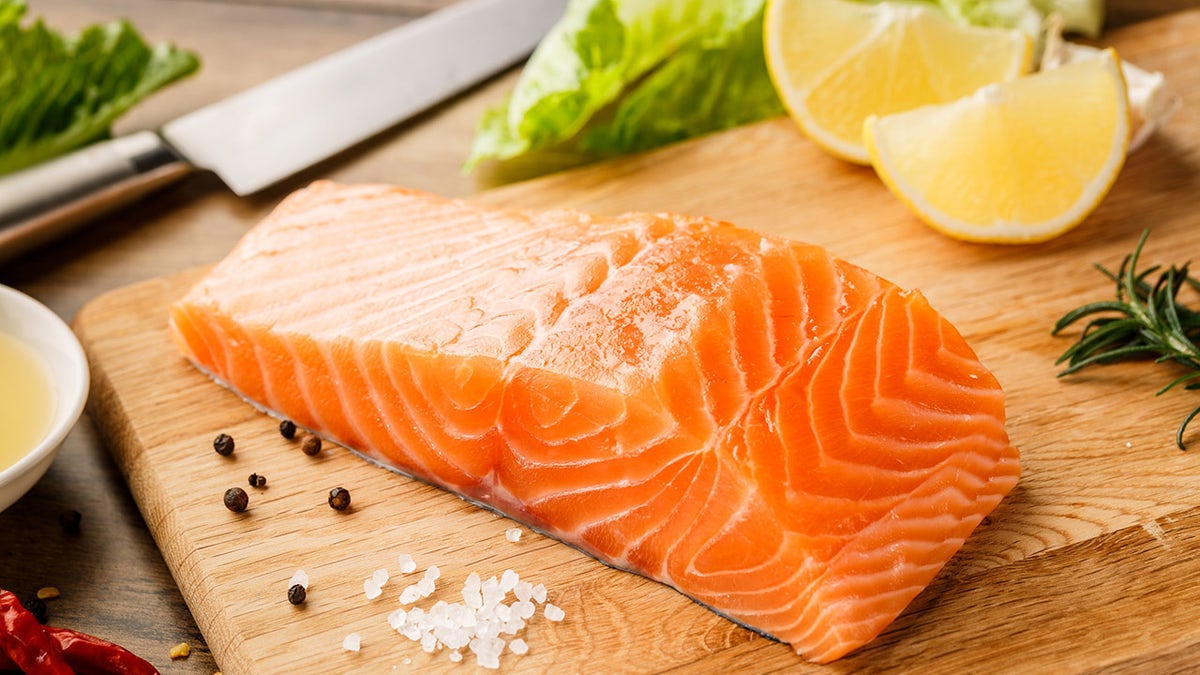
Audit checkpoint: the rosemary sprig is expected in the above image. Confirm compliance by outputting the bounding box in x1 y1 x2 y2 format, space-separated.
1053 229 1200 450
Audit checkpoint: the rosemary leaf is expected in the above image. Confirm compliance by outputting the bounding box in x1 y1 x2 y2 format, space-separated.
1052 300 1133 334
1056 344 1161 375
1158 371 1200 396
1054 229 1200 450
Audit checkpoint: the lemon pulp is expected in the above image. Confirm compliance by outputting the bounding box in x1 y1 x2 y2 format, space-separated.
864 49 1129 243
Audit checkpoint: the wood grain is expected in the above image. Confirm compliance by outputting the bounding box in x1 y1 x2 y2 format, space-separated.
71 9 1200 673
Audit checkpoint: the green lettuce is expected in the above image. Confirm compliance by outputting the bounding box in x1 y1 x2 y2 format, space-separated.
465 0 782 172
931 0 1103 36
466 0 1104 174
921 0 1043 34
1032 0 1103 36
0 0 199 175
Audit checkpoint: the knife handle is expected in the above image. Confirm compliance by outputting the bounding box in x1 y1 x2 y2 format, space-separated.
0 131 191 262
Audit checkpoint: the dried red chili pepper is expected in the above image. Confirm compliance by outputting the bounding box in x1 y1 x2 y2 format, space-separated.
0 590 159 674
44 626 158 675
0 589 72 674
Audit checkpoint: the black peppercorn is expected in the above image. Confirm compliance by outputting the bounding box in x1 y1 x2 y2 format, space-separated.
279 419 297 440
248 473 267 488
327 487 351 511
224 487 249 512
301 434 322 457
58 509 82 534
213 433 235 456
287 583 306 605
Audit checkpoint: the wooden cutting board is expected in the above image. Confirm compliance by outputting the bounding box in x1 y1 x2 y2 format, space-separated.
75 11 1200 673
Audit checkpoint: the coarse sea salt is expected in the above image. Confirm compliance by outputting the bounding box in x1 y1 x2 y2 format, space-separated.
342 633 361 652
398 554 418 574
399 584 422 605
417 578 436 598
373 568 390 586
381 567 561 667
513 601 535 620
505 528 522 542
289 569 309 589
494 604 512 623
364 578 382 600
500 569 519 593
387 609 407 629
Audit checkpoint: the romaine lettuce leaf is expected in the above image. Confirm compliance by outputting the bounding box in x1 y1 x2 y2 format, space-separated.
578 6 782 155
926 0 1043 35
1032 0 1103 37
465 0 781 170
931 0 1102 37
0 0 199 175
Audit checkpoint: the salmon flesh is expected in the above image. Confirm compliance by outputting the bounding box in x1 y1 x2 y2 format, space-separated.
169 182 1020 662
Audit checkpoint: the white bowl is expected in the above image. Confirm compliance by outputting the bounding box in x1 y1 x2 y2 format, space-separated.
0 285 89 513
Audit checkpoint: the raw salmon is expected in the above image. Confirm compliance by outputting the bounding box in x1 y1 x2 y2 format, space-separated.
169 181 1020 662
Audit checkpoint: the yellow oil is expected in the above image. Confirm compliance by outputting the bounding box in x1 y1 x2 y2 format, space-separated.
0 332 55 472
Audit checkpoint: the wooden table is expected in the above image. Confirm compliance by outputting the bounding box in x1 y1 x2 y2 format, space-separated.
0 1 1190 672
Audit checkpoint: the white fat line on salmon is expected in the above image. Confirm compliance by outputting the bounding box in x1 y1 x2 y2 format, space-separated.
351 340 434 473
276 333 334 433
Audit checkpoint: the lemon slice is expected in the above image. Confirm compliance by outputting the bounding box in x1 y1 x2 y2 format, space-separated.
764 0 1031 164
864 49 1130 244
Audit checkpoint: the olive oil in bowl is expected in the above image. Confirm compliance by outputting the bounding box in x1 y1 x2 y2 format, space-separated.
0 332 55 471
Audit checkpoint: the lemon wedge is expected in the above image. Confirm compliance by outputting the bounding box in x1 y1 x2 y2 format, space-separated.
864 48 1130 244
764 0 1032 164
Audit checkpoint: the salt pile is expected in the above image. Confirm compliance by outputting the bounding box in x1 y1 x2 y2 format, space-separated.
382 561 564 669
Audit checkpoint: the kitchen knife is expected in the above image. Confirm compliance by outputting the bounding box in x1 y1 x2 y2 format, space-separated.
0 0 565 261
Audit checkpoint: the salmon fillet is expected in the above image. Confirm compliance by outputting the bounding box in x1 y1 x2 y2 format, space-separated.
169 181 1020 662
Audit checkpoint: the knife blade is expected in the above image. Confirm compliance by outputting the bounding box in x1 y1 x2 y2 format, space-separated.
0 0 564 260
